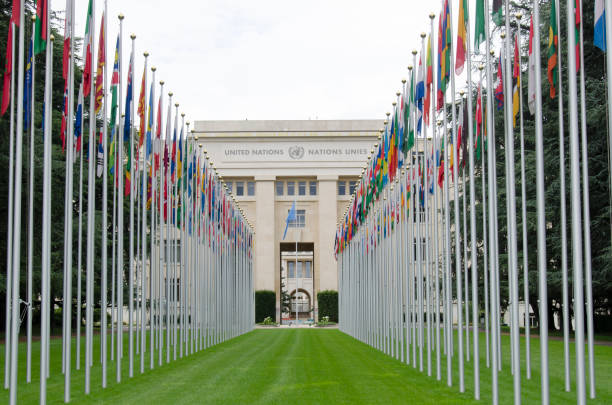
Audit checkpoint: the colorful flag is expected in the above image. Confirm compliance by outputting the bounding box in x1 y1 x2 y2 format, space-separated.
574 0 581 72
97 130 104 177
595 0 606 51
24 40 32 130
437 1 451 110
124 49 134 196
137 66 146 155
475 84 483 161
155 94 161 173
75 86 84 153
34 0 48 55
495 53 504 110
512 35 520 128
474 0 485 52
1 23 14 116
416 52 425 134
108 35 119 176
455 0 468 75
528 16 536 115
424 34 433 124
82 0 93 97
146 82 154 159
94 13 105 114
548 0 558 98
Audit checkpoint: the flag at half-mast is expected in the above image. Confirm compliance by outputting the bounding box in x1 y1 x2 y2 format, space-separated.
82 0 94 97
455 0 468 75
34 0 48 54
94 12 105 114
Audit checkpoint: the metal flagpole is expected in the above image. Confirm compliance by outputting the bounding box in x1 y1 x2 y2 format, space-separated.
116 13 124 383
85 0 96 392
515 12 530 380
447 0 464 391
483 0 499 401
158 81 165 367
26 18 35 384
140 52 149 374
101 0 109 388
577 1 596 397
129 33 136 378
606 0 612 256
8 0 26 402
150 66 157 370
4 20 15 391
532 1 549 402
460 95 469 365
173 102 179 360
40 23 54 405
76 85 84 372
566 1 587 403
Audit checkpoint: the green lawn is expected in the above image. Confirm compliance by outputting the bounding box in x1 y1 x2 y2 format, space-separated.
0 328 611 404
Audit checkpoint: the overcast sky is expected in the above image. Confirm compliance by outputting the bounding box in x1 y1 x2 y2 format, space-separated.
52 0 472 125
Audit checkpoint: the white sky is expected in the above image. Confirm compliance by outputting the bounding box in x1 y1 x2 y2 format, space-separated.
52 0 474 125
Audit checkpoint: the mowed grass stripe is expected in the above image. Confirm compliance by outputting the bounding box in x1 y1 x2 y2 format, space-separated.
1 329 611 404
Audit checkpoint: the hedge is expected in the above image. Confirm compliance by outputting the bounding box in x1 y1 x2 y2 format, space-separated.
255 290 275 323
317 290 338 323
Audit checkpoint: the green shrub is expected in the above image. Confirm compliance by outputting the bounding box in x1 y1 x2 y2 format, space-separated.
317 290 338 323
261 316 276 326
255 290 275 323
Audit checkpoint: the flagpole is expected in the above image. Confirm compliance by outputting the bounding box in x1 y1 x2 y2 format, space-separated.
158 81 165 367
149 65 157 371
116 13 125 383
140 51 149 374
101 0 109 388
76 87 84 372
566 0 587 402
129 33 136 378
26 16 35 384
606 0 612 254
173 102 179 360
483 0 499 401
460 95 469 366
9 0 26 401
577 1 596 397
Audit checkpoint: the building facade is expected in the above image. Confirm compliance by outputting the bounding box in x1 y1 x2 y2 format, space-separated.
192 120 382 322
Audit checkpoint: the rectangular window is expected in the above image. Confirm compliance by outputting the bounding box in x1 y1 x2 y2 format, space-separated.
236 181 244 196
338 181 346 195
349 180 357 195
226 182 233 193
287 261 295 278
304 261 312 278
298 181 306 196
247 181 255 196
287 181 295 196
276 181 284 196
288 209 306 228
296 261 303 278
309 181 317 195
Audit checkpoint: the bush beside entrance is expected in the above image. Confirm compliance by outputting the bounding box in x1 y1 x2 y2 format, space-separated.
317 290 338 323
255 290 275 323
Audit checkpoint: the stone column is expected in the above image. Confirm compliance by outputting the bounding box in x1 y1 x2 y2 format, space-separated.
254 176 277 319
316 175 338 321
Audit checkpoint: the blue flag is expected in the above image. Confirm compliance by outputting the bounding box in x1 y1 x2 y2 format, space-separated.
24 40 33 130
283 200 297 240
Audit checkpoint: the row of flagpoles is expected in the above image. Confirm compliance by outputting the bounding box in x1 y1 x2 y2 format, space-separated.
335 0 605 404
2 1 255 404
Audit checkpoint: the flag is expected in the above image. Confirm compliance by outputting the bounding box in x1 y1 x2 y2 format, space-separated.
512 35 520 128
548 0 558 98
137 66 146 155
283 201 296 240
124 49 134 196
474 0 485 52
424 35 433 124
34 0 48 55
492 0 503 26
108 35 119 176
75 86 83 153
528 16 536 115
63 0 72 81
94 13 105 114
475 84 483 161
595 0 606 51
495 53 504 110
574 0 581 72
405 68 415 152
24 40 32 130
455 0 468 75
97 130 104 177
415 51 425 134
155 94 161 173
146 82 154 159
437 1 451 110
1 24 14 116
82 0 94 97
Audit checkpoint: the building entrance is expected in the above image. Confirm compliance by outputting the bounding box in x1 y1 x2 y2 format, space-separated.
280 242 314 324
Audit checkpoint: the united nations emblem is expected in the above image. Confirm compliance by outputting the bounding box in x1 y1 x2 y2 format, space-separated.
288 145 305 160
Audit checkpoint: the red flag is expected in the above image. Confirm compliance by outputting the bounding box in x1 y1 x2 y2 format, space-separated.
94 13 105 114
1 24 14 116
137 68 146 154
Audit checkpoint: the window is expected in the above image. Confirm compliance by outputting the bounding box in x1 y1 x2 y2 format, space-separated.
338 181 346 195
276 181 284 196
287 181 295 196
287 261 295 278
236 181 244 196
247 181 255 196
226 182 233 193
309 181 317 195
298 181 306 196
304 261 312 278
288 209 306 228
297 261 303 278
349 180 357 195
